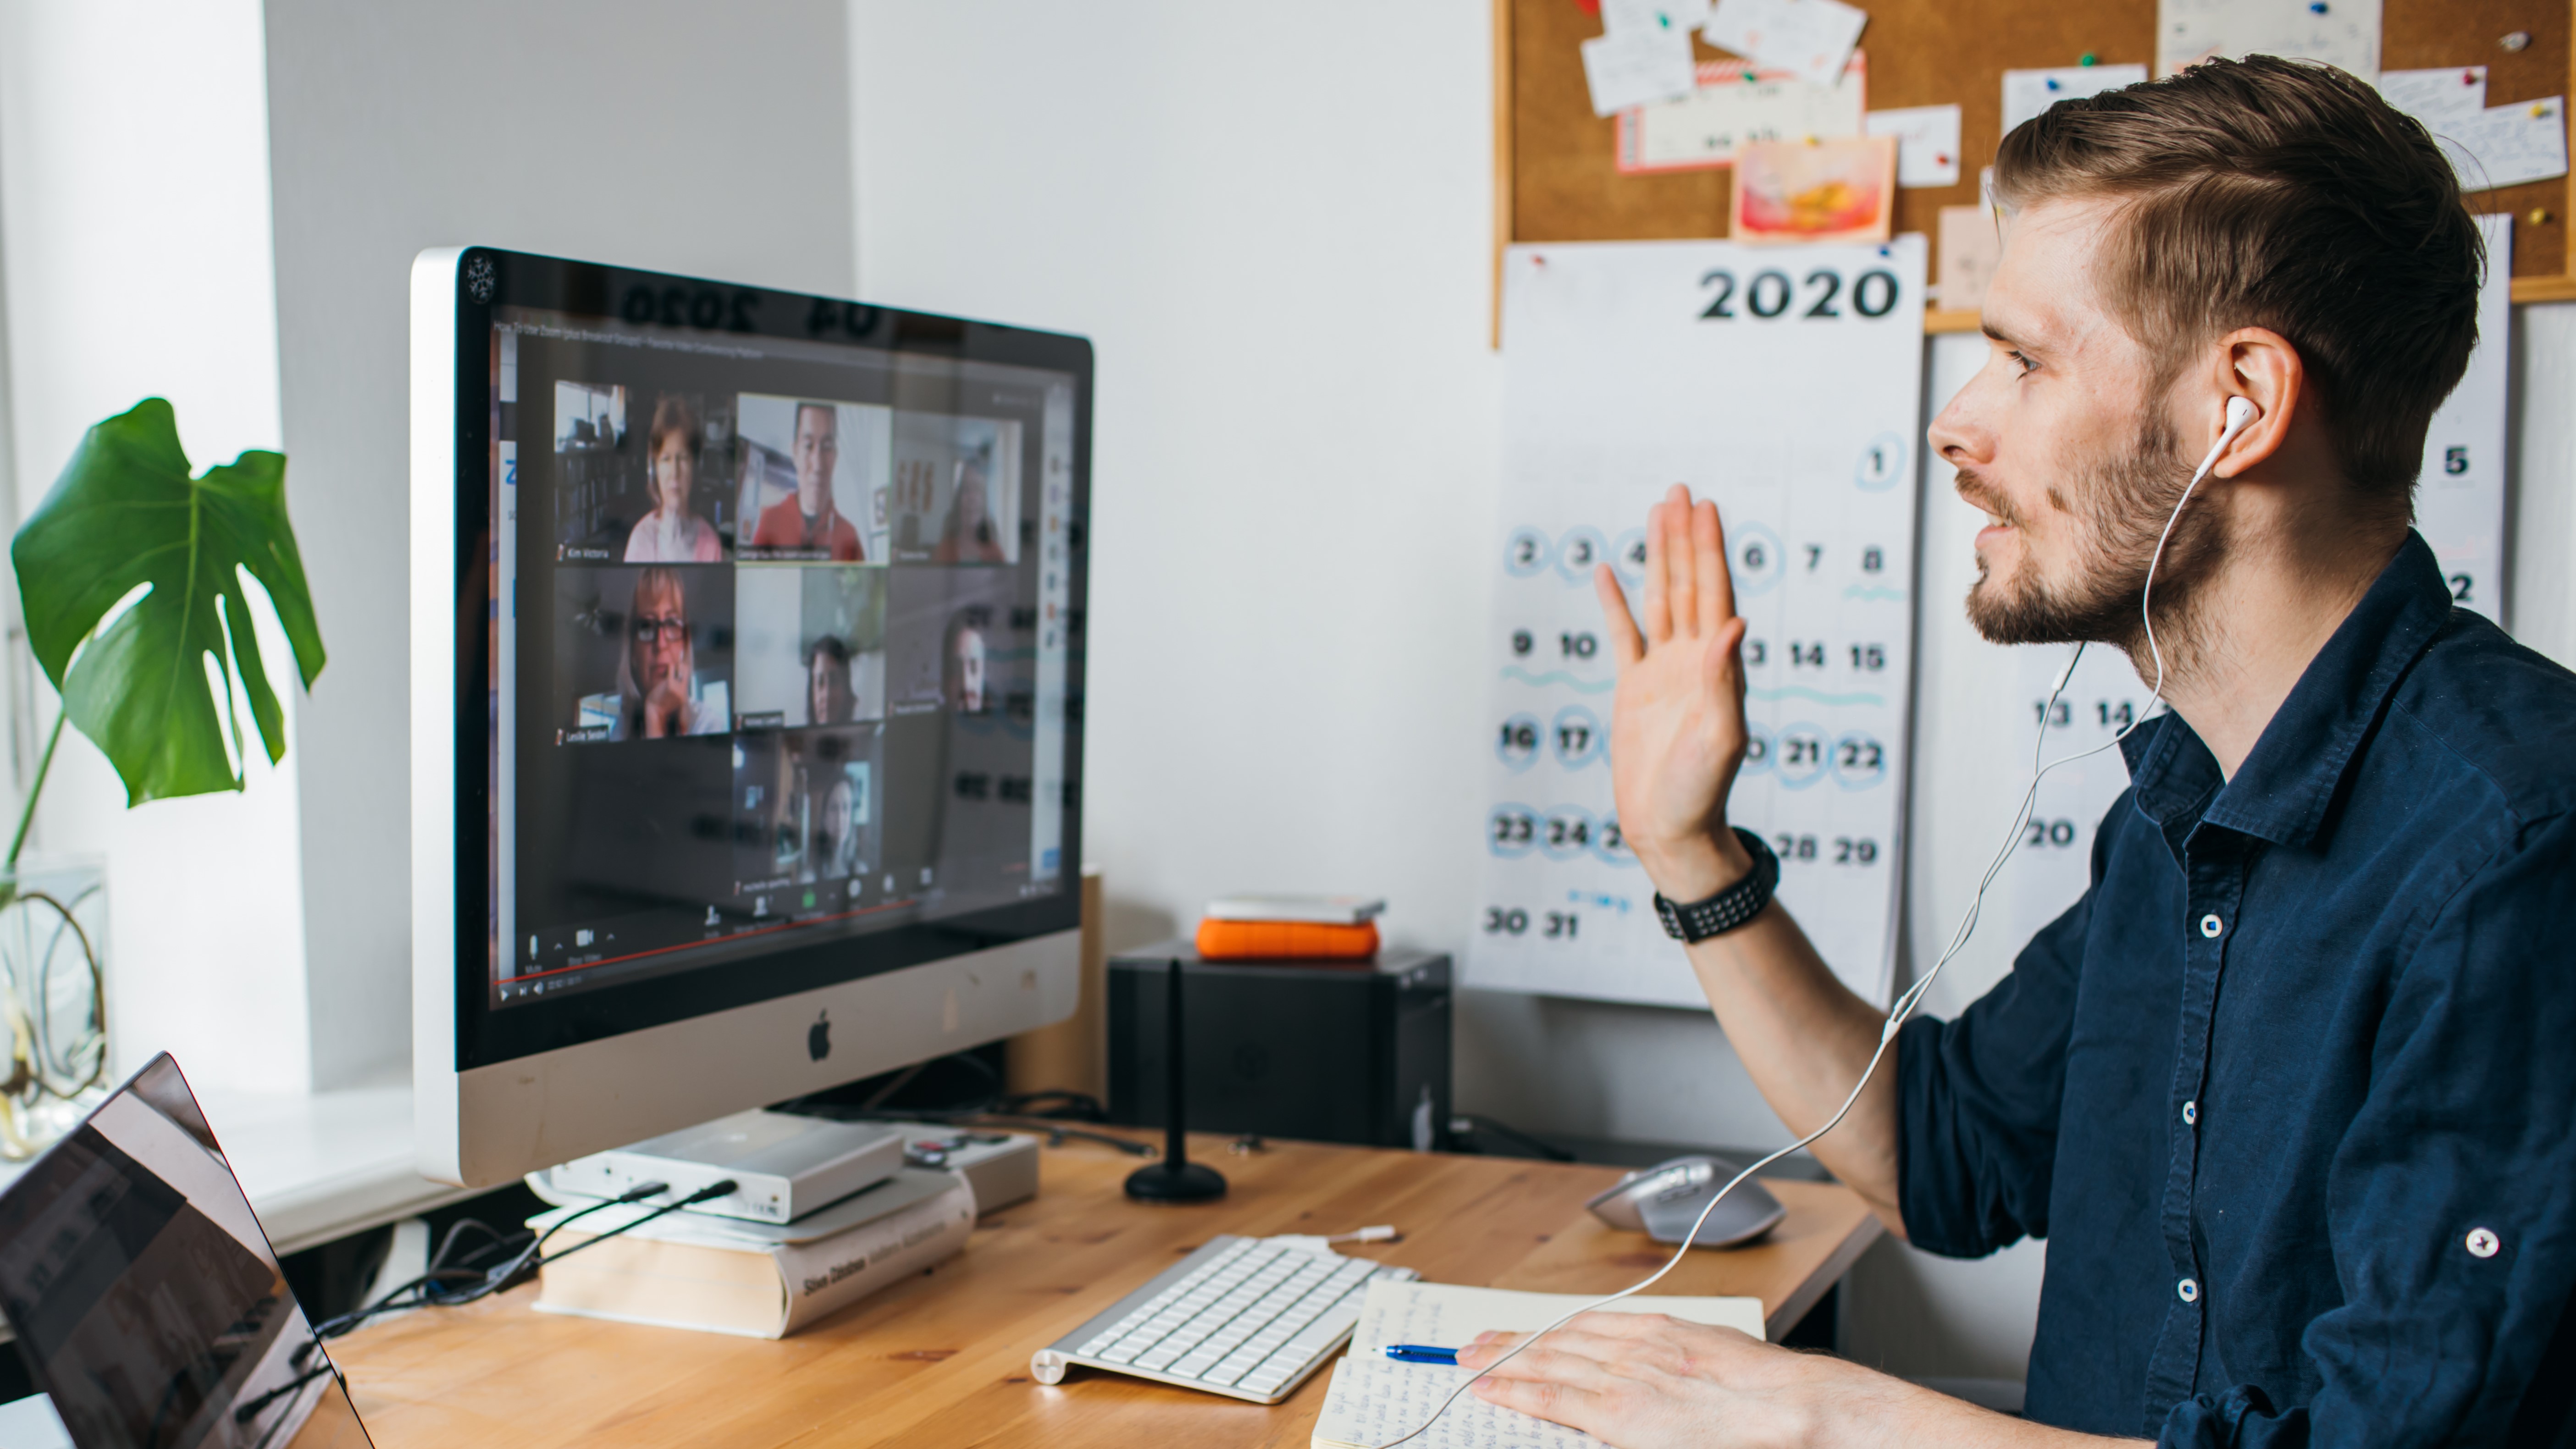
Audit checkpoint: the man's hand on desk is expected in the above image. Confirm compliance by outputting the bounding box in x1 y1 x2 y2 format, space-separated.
1454 1312 2139 1449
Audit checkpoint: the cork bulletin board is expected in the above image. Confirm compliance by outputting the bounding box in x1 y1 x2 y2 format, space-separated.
1494 0 2576 334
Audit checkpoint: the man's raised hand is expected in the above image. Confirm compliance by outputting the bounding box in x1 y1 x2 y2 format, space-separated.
1595 485 1755 901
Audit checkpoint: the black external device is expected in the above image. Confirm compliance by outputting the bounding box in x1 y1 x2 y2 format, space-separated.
1107 945 1452 1152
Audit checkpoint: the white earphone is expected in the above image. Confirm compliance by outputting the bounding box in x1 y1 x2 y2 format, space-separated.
1371 395 2261 1449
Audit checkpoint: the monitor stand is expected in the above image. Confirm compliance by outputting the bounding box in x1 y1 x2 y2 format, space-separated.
1126 956 1226 1202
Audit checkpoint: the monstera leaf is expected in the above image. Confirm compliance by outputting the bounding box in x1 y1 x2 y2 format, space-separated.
11 399 325 805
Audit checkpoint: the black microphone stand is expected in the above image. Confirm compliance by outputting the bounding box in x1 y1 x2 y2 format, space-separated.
1124 956 1226 1202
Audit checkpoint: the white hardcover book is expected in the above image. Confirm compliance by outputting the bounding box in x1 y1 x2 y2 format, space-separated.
529 1168 976 1338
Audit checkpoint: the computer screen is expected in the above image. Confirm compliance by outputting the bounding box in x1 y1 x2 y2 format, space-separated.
426 250 1088 1078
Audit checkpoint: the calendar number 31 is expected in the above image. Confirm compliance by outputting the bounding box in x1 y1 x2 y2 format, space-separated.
1700 267 1902 321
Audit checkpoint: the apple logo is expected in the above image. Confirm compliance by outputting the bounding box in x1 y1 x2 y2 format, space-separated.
808 1010 831 1062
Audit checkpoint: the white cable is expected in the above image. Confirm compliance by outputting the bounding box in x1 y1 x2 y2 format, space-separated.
1369 406 2250 1448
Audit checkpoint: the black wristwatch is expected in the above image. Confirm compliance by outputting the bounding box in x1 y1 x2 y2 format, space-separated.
1653 828 1780 943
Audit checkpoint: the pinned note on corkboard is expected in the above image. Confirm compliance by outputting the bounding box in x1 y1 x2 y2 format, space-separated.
1493 0 2576 335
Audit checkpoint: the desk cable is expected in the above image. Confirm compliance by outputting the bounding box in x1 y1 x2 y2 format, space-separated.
306 1177 741 1345
1368 424 2233 1446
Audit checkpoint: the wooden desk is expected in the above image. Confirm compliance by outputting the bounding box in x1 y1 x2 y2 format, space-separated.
331 1134 1883 1447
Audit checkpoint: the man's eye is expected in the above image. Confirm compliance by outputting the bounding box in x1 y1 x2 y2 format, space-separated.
2007 350 2037 376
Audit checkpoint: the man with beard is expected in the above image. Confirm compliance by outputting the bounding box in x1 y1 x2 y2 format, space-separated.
1455 58 2576 1448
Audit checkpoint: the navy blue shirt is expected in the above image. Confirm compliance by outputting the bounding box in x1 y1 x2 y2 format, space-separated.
1896 533 2576 1446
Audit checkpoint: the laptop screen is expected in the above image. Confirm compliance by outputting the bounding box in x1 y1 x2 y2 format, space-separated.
0 1054 371 1449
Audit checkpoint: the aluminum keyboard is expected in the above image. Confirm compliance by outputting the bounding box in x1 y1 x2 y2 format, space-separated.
1029 1234 1417 1403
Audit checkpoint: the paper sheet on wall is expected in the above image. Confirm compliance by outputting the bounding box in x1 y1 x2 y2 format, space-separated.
1310 1280 1765 1449
1866 103 1962 186
1983 213 2511 959
2378 66 2486 124
2437 97 2570 191
1583 26 1700 116
2000 64 2149 136
1479 239 1925 1009
1603 0 1714 34
1703 0 1867 87
2156 0 2381 82
1618 55 1867 174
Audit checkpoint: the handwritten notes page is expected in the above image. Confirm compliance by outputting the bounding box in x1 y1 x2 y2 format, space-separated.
1583 25 1700 116
2156 0 2382 82
2439 97 2570 190
1481 239 1925 1009
1310 1281 1765 1449
1703 0 1867 87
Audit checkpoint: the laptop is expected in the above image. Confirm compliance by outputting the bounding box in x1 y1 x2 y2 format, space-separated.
0 1053 373 1448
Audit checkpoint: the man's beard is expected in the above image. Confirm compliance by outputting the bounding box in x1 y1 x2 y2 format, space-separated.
1959 413 2221 653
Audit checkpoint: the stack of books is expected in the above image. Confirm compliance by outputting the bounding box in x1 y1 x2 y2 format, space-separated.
1195 895 1385 962
525 1166 975 1338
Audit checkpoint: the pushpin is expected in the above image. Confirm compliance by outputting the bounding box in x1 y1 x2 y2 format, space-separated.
2530 208 2555 226
2308 1 2327 13
2535 101 2554 118
2501 30 2532 52
1935 153 1951 166
2046 77 2062 91
2462 70 2478 85
2079 53 2097 66
1743 69 1758 81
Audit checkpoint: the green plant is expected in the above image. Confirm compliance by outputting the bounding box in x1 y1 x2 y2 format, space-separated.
6 397 327 866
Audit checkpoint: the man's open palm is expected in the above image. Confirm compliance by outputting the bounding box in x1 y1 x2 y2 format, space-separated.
1597 486 1752 898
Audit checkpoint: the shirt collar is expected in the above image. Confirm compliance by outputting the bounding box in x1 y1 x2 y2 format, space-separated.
2118 531 2451 849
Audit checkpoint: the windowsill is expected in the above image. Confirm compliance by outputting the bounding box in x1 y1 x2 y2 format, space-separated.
0 1075 474 1256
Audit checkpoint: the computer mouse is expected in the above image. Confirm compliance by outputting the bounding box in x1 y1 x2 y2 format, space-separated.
1584 1155 1785 1249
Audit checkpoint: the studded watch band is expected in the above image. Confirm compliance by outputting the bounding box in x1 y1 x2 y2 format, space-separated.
1653 828 1780 943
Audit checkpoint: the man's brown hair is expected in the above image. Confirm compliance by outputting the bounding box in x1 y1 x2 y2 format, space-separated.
1993 55 2482 513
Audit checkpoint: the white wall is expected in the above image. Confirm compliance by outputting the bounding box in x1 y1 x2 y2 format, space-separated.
0 0 311 1095
260 0 857 1087
848 0 1504 980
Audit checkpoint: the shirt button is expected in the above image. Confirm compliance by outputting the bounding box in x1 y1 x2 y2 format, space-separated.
2178 1278 2200 1303
2467 1228 2501 1259
2199 913 2224 938
2183 1100 2198 1126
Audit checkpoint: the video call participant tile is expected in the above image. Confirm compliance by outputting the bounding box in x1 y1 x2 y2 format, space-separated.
555 564 735 744
553 382 742 563
888 411 1022 564
558 733 737 917
736 393 890 563
884 566 1018 719
731 725 885 919
732 565 889 730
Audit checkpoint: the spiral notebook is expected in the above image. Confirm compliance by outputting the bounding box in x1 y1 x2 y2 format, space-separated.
1310 1280 1764 1449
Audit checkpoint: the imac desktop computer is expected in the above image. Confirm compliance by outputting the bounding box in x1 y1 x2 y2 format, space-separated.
410 247 1089 1188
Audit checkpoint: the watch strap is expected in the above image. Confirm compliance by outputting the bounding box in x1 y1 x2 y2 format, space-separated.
1653 829 1780 943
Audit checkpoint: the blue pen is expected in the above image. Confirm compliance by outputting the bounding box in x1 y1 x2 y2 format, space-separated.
1384 1344 1460 1365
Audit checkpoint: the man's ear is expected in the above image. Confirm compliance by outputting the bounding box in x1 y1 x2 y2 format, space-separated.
2209 328 2304 478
